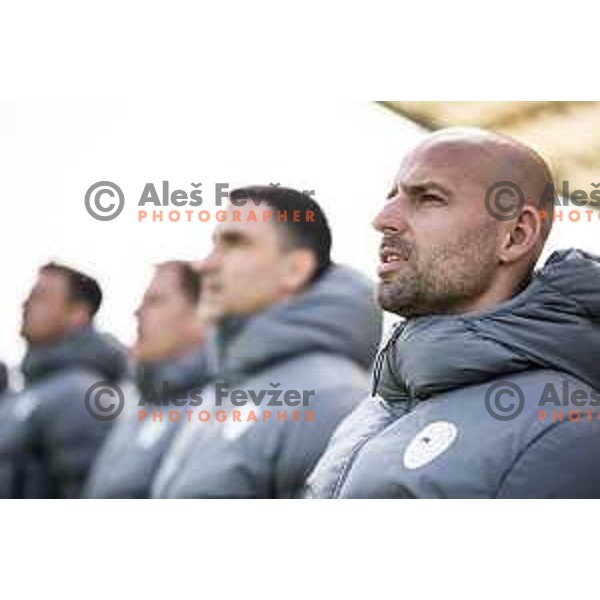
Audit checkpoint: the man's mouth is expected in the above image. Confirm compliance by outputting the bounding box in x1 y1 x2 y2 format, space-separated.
377 245 412 277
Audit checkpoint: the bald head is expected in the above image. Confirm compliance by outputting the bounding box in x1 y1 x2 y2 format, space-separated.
373 127 555 317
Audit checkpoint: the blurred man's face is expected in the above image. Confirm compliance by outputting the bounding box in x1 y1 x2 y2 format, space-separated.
202 203 303 318
372 141 501 317
134 266 203 362
21 271 78 345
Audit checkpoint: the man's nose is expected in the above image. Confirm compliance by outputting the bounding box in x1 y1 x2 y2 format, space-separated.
201 249 221 273
372 196 409 234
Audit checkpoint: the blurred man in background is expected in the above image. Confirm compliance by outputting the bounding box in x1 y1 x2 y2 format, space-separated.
83 261 215 498
0 362 8 399
153 186 383 498
0 263 127 498
0 362 13 412
305 128 600 498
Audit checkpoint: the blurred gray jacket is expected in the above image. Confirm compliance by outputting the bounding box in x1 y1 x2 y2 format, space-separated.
152 264 383 498
0 325 127 498
82 345 214 498
305 249 600 498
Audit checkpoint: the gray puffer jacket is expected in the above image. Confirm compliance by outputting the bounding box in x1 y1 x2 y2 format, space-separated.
82 345 214 498
305 249 600 499
152 264 383 498
0 325 127 498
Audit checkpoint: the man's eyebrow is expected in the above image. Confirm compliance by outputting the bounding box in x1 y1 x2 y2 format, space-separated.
400 180 452 196
212 227 236 242
218 230 247 243
386 184 398 199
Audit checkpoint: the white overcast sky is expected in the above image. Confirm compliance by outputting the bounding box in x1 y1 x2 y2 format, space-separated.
1 101 598 367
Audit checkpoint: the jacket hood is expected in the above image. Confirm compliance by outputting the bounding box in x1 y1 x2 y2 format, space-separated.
218 264 382 379
375 249 600 402
21 325 128 384
135 343 215 399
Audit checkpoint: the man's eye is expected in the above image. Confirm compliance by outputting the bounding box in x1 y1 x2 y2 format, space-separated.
421 194 445 205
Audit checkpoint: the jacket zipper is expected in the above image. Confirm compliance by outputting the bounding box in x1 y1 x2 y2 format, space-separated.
332 323 414 498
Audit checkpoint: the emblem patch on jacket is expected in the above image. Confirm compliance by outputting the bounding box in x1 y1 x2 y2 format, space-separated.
403 421 458 470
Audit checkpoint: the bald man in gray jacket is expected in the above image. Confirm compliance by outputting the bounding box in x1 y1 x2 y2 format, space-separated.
305 129 600 499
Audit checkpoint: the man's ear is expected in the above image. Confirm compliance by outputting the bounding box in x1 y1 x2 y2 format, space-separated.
282 249 318 294
68 302 93 330
498 205 542 265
